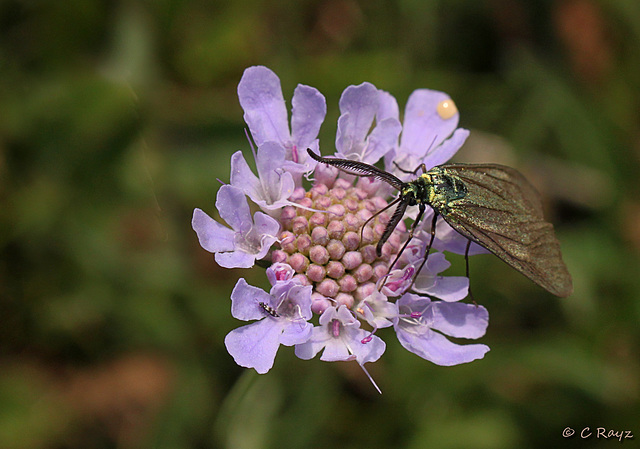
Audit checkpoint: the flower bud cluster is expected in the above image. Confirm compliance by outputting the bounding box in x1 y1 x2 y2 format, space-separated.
272 178 406 314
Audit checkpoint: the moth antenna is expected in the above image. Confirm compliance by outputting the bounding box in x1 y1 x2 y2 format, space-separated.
307 149 405 191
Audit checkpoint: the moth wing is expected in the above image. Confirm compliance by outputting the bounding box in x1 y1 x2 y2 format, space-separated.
438 164 573 297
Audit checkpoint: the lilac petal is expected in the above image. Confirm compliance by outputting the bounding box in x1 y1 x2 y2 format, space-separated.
397 327 489 366
426 251 451 274
215 251 256 269
351 332 386 364
431 220 489 255
253 211 280 259
377 90 399 122
282 139 319 179
216 185 252 234
421 276 469 302
271 283 313 320
430 302 489 339
400 89 459 157
280 321 313 346
357 291 398 329
238 66 290 147
295 326 331 360
291 84 326 149
423 128 470 170
225 319 285 374
230 151 263 202
191 208 235 253
335 83 379 156
230 278 272 321
319 336 354 362
363 117 402 164
255 142 296 208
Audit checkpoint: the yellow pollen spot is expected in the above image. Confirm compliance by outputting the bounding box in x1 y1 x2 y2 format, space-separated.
437 99 458 120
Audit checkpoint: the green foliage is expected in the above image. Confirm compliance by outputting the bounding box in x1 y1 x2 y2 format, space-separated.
1 0 638 448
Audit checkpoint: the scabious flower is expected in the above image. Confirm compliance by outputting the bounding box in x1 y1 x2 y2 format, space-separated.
393 293 489 366
193 66 491 392
225 278 313 374
192 184 280 268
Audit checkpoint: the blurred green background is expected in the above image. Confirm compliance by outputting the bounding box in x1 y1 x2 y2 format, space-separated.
1 0 639 448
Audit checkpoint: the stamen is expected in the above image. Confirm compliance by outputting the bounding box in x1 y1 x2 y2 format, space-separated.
331 319 340 338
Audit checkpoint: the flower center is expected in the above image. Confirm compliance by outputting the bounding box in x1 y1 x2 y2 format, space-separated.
271 178 406 314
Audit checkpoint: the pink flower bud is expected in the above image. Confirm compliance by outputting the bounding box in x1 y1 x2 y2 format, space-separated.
342 231 360 251
327 239 346 260
311 226 329 245
327 220 345 240
288 253 309 273
317 279 339 297
326 261 345 279
338 275 357 292
309 245 330 265
342 251 363 270
306 264 326 283
335 293 354 308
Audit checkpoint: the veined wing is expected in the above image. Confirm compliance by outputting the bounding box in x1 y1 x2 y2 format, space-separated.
436 164 573 297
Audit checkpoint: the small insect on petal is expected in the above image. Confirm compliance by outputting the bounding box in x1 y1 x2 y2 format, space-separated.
437 99 458 120
259 302 279 317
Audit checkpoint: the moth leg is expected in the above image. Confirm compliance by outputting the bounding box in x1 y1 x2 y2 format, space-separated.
378 203 426 291
407 212 439 291
464 239 476 305
393 161 428 176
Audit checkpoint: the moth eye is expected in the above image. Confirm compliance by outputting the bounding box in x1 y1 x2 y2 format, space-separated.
437 99 458 120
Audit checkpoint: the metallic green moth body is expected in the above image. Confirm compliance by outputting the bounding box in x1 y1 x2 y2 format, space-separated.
307 149 573 297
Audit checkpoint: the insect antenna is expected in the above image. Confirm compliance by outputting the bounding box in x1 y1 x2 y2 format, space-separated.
306 149 405 191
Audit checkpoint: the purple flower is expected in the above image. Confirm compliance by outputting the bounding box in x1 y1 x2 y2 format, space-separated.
355 291 399 330
224 278 313 374
266 262 296 286
335 83 402 164
393 293 489 366
192 185 280 268
295 305 385 365
238 66 326 176
426 219 490 256
230 142 297 212
384 89 470 181
411 252 469 301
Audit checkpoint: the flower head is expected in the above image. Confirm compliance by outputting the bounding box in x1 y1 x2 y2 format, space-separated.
193 66 493 392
